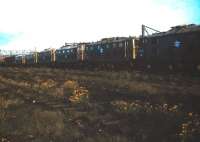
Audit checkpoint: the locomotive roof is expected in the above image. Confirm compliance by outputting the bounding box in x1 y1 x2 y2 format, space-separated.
40 48 55 52
56 37 136 49
57 43 78 50
88 37 135 45
101 37 134 42
148 24 200 38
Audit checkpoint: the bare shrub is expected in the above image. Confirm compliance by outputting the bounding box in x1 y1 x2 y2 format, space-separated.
63 80 78 90
69 87 89 104
49 80 77 98
40 79 57 89
58 80 90 104
0 96 9 109
0 96 24 109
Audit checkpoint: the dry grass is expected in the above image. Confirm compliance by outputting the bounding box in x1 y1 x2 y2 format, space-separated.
39 79 57 89
128 81 158 95
63 80 78 90
0 67 200 142
69 86 89 104
0 96 9 109
32 109 65 137
0 97 8 122
0 96 24 109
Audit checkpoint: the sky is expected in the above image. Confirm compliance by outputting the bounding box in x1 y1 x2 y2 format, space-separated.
0 0 199 51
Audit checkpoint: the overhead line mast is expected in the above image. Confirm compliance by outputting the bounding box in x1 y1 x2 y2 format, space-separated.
142 25 160 38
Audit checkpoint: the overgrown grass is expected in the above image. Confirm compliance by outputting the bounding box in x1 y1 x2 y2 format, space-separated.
0 67 200 142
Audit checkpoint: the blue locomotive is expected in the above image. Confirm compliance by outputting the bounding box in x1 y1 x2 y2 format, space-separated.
2 24 200 71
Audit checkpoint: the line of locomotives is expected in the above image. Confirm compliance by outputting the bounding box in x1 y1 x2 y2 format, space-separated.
2 24 200 71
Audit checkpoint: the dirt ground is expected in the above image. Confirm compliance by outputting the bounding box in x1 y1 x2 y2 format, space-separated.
0 67 200 142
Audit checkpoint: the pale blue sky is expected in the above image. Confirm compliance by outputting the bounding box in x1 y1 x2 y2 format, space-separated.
0 0 199 50
0 33 13 45
155 0 200 23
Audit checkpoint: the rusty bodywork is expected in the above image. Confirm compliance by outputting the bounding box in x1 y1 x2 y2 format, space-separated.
140 24 200 70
